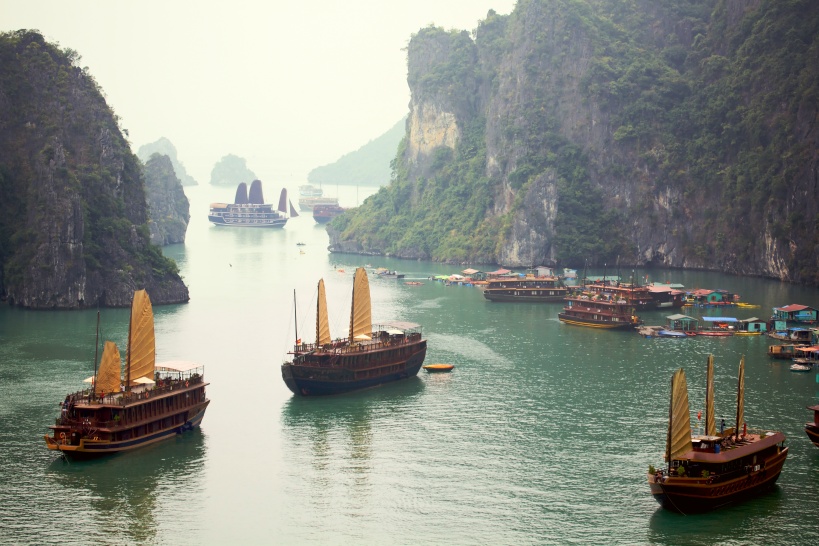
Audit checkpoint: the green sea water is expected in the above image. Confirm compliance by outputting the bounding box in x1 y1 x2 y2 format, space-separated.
2 185 819 545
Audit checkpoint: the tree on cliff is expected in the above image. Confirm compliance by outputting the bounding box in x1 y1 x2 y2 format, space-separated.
0 30 189 308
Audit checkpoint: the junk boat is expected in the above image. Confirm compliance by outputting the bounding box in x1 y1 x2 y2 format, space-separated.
281 267 427 395
208 180 297 227
648 355 788 512
44 290 209 459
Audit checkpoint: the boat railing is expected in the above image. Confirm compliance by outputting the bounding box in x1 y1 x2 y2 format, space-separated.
59 375 204 411
294 334 422 355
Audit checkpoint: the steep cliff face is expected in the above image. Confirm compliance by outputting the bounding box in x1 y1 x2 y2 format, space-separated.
330 0 819 285
143 153 190 246
0 30 189 308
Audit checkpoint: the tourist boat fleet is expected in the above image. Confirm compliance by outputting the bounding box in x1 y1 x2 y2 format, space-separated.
209 180 298 228
280 267 427 396
44 290 209 459
40 253 817 515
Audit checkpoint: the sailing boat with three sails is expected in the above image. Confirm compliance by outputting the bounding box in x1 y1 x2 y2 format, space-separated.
648 354 788 512
281 267 427 395
44 289 209 458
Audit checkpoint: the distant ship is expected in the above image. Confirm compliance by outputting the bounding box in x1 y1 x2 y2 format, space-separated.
208 180 297 227
281 267 427 396
299 184 323 197
312 203 346 224
299 195 339 211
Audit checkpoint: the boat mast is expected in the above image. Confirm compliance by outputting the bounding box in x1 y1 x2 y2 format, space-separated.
293 289 299 346
92 310 100 401
666 371 674 474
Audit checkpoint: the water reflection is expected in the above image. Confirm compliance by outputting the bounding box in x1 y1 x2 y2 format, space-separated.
45 430 207 544
280 380 425 507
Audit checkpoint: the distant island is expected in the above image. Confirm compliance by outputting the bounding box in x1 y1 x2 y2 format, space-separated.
210 154 257 186
308 118 405 187
137 137 198 186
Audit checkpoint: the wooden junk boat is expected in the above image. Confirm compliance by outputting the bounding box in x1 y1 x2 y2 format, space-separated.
648 355 788 512
44 290 209 459
481 273 569 303
557 292 641 330
281 267 427 396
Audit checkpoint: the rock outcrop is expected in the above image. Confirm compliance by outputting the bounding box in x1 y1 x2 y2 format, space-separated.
137 137 198 186
143 153 190 246
0 30 189 308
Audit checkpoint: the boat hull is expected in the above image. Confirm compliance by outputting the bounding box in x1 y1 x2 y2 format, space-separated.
208 215 287 228
483 292 567 303
45 401 209 460
281 346 426 396
557 313 637 330
648 446 788 513
806 425 819 448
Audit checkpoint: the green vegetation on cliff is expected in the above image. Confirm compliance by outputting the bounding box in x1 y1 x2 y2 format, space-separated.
0 30 187 307
332 1 819 284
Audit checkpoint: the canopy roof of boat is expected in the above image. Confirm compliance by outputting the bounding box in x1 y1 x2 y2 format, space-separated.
740 317 762 323
676 431 784 464
795 346 819 353
666 314 696 321
376 320 421 332
157 360 202 372
702 317 738 322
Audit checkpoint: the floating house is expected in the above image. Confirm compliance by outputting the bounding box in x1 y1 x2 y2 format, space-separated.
685 289 738 307
739 317 767 333
665 314 699 333
772 304 817 325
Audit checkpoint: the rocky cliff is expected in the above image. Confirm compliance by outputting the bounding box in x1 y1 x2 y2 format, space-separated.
137 137 198 186
329 0 819 285
143 153 190 246
0 30 189 308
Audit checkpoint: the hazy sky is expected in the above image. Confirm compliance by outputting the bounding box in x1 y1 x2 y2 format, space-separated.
2 1 517 184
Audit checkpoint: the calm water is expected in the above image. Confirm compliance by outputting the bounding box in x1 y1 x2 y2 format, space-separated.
2 184 819 545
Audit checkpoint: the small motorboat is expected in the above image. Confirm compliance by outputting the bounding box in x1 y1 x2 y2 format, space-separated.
405 281 423 286
423 363 455 373
657 329 688 338
790 363 812 373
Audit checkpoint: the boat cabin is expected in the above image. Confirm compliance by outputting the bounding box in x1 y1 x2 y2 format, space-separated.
772 304 817 325
793 346 819 366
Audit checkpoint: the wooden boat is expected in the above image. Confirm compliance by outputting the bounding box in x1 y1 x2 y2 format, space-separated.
648 355 788 513
790 363 812 372
482 274 569 303
209 180 297 227
404 281 423 286
768 344 801 359
657 329 688 338
298 195 338 211
806 405 819 448
373 268 405 279
44 290 209 459
696 331 733 337
281 268 427 396
312 203 346 224
423 363 454 373
558 293 641 330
